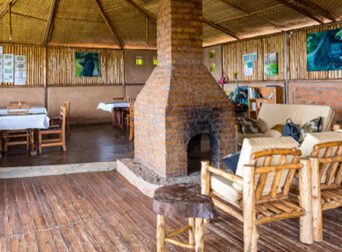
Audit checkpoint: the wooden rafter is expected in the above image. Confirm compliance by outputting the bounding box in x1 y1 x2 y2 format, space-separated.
218 0 284 31
295 0 339 22
125 0 156 23
203 19 240 40
275 0 324 24
43 0 59 46
94 0 124 49
0 0 17 19
125 0 240 40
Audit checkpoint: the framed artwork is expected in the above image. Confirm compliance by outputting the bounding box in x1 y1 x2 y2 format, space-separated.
75 52 100 77
307 28 342 71
264 53 278 76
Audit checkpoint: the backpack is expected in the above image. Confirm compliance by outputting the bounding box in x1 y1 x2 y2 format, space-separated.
282 118 301 142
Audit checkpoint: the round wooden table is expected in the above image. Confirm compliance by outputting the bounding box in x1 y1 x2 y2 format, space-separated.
153 183 216 252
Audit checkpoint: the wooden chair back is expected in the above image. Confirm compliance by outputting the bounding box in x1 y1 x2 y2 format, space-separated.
311 141 342 190
112 97 125 102
60 105 67 131
251 148 302 203
63 101 70 133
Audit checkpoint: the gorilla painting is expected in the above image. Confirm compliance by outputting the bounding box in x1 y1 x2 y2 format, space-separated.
75 52 100 77
307 29 342 71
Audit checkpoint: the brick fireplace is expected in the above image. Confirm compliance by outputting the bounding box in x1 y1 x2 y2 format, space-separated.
134 0 236 178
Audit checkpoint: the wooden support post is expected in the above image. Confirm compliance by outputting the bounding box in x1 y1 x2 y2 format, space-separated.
298 159 314 244
188 218 195 245
195 218 204 252
156 215 165 252
310 157 323 242
243 165 258 252
201 161 210 196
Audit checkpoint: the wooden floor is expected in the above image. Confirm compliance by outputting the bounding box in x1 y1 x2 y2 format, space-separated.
0 171 341 252
0 124 133 167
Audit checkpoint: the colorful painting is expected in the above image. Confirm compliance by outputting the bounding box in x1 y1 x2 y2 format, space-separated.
307 28 342 71
75 52 100 77
264 53 278 76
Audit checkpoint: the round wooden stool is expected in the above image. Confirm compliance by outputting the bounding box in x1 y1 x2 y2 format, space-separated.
153 183 216 252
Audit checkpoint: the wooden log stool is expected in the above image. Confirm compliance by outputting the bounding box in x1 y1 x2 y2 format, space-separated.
153 183 216 252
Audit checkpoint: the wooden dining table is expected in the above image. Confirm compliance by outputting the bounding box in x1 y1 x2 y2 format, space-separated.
97 102 129 129
0 107 50 156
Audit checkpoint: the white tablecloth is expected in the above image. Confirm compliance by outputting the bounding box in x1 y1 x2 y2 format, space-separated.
97 102 129 113
0 107 50 130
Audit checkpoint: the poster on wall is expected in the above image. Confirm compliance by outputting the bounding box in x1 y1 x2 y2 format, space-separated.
243 52 257 77
75 52 100 77
307 28 342 71
14 55 26 85
3 54 14 83
0 46 3 83
244 61 253 76
264 53 278 76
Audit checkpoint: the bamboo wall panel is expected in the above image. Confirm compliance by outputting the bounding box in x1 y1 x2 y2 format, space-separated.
222 34 285 82
47 47 124 85
0 44 46 86
289 23 342 80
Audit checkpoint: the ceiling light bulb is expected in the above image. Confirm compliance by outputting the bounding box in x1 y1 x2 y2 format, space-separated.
8 34 12 41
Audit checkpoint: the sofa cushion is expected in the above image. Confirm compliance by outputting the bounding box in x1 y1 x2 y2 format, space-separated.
257 104 334 132
237 117 263 134
236 137 299 196
300 131 342 157
299 117 323 143
211 174 242 208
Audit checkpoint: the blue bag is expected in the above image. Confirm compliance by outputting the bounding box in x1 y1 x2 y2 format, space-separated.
282 118 301 142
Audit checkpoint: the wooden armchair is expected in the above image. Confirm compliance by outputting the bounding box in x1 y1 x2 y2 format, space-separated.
201 147 313 251
309 140 342 242
38 105 66 154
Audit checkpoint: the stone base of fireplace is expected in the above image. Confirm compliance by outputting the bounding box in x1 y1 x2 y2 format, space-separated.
116 159 200 198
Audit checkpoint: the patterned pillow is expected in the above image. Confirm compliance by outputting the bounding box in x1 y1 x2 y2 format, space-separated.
237 117 263 134
299 117 323 143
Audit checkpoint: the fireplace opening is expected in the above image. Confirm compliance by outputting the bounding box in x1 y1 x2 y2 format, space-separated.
187 134 217 175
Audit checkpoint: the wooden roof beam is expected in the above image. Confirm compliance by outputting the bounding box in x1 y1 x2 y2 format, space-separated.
295 0 339 22
0 0 17 19
124 0 239 40
43 0 59 46
203 19 240 40
94 0 124 49
275 0 324 24
125 0 156 24
218 0 284 31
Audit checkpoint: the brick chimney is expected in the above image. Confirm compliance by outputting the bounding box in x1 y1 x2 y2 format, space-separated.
134 0 236 178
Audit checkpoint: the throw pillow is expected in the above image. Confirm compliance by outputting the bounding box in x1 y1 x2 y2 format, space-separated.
271 124 284 133
222 152 240 174
299 117 323 143
237 117 263 134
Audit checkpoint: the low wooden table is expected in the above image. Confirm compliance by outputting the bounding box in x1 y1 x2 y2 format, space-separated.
153 183 216 252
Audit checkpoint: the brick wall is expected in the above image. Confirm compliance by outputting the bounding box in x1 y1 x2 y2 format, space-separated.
289 81 342 124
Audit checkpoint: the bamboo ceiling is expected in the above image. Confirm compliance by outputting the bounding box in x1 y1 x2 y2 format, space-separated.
0 0 341 48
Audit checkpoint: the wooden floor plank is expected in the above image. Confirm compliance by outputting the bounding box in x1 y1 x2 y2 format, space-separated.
0 171 340 252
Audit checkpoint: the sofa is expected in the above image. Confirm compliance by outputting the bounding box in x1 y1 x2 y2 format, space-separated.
236 104 335 149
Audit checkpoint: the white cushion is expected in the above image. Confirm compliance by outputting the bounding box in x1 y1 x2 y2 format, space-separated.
300 131 342 157
236 137 300 196
258 104 334 132
211 175 242 208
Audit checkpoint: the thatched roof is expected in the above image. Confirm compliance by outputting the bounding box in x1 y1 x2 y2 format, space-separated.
0 0 341 48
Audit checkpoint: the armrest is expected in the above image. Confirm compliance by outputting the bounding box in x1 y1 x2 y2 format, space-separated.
207 166 243 184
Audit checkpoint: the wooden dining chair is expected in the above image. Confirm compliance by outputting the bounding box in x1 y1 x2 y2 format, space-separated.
50 101 71 135
126 98 135 141
112 97 128 129
38 105 66 154
3 101 31 153
201 148 313 252
309 141 342 242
